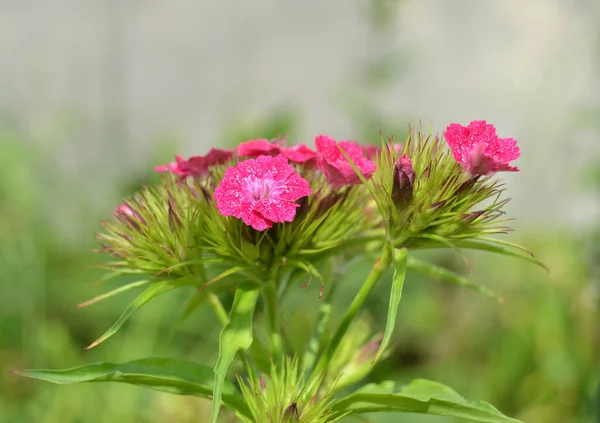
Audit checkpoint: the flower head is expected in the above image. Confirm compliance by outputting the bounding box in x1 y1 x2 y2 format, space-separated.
238 138 284 158
315 135 376 186
444 120 520 175
214 154 312 231
155 148 233 178
282 144 317 166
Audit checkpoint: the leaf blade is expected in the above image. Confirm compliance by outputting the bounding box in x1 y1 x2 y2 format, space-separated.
331 379 522 423
12 357 250 417
210 283 260 423
375 247 407 362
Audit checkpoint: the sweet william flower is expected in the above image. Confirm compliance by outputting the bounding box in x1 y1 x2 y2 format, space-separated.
282 144 317 166
155 148 233 178
238 138 283 158
214 154 312 231
315 135 376 186
444 120 520 175
239 138 317 166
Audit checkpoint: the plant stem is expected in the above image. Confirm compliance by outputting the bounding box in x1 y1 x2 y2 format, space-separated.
313 242 393 377
206 291 229 327
264 281 284 363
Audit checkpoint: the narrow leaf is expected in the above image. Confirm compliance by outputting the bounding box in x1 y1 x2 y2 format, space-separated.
12 357 250 418
85 280 183 349
375 248 407 362
408 256 503 302
332 379 521 423
211 284 260 423
454 239 548 271
77 280 151 308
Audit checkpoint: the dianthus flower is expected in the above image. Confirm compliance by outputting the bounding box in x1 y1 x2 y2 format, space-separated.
214 154 312 231
155 148 233 178
444 120 520 175
238 139 283 158
282 144 317 166
315 135 376 186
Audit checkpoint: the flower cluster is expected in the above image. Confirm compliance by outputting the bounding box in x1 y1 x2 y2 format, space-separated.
30 120 536 423
99 122 522 289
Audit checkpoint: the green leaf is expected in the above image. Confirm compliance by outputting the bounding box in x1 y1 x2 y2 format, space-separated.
12 357 250 418
85 280 185 349
453 239 548 271
407 256 503 302
77 279 152 308
375 247 407 362
331 379 522 423
211 283 260 423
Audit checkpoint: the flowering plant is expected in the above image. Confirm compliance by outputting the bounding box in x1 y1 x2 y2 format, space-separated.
14 121 543 422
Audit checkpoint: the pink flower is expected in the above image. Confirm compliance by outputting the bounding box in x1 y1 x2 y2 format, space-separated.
282 144 317 166
155 148 233 178
315 135 376 186
214 154 312 231
444 120 520 175
238 139 283 158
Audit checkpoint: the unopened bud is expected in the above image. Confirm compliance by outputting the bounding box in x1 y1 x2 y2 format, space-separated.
391 154 415 211
463 210 485 223
356 336 383 364
283 401 299 421
114 203 145 230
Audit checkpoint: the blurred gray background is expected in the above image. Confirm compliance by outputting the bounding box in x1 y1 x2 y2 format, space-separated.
1 0 599 239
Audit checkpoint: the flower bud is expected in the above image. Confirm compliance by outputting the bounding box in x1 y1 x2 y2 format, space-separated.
114 203 145 231
391 154 415 211
282 401 299 421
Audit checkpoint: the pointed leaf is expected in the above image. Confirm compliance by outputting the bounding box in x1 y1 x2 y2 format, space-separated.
77 279 152 308
375 247 407 362
211 283 260 423
453 239 548 271
332 379 521 423
85 280 185 349
12 357 250 418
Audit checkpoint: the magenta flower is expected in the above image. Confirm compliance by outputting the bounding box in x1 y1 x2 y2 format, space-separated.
155 148 233 178
214 154 312 231
282 144 317 166
238 139 284 158
315 135 376 186
444 120 520 175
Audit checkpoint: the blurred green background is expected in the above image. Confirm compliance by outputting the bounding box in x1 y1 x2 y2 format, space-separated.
1 0 599 422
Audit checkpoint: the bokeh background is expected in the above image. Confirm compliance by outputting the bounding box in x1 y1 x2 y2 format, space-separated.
1 0 599 422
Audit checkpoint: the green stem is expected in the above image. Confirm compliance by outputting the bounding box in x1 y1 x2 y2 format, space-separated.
206 291 228 327
313 242 393 377
264 281 284 363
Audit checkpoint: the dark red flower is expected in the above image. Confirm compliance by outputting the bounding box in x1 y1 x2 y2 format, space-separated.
155 148 233 178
